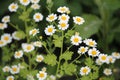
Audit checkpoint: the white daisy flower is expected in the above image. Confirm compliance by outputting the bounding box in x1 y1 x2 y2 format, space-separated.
0 23 7 30
36 55 44 62
95 58 103 65
2 66 10 72
107 56 116 64
58 22 69 30
36 71 47 80
58 14 70 22
2 15 10 23
57 6 70 14
33 13 43 22
70 33 82 46
22 43 35 53
10 65 20 74
31 3 40 10
98 54 108 63
44 25 56 36
33 41 42 47
46 13 57 22
14 50 24 59
80 66 91 76
6 75 14 80
73 16 85 25
1 33 12 44
103 68 112 76
19 0 30 6
78 46 88 54
8 3 18 12
0 40 7 47
112 52 120 59
29 28 39 36
88 48 100 57
12 31 21 40
31 0 40 4
83 39 97 47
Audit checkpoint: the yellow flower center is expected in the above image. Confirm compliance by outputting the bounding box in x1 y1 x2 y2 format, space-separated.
39 73 45 78
80 48 85 53
36 15 41 19
23 0 28 3
16 52 21 56
114 53 119 56
73 38 79 43
60 23 66 28
4 36 9 41
91 50 97 55
4 18 9 21
26 45 32 50
61 16 67 20
32 29 37 34
89 41 94 46
38 57 42 61
0 41 4 44
83 68 88 73
76 18 81 22
0 23 3 28
5 68 9 71
48 28 53 32
12 67 17 72
109 58 113 62
11 5 16 9
49 16 54 20
60 8 66 11
8 77 13 80
101 56 106 60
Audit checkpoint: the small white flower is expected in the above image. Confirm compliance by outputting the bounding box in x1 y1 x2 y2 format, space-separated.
2 15 10 23
14 50 24 59
70 34 82 46
78 46 88 54
2 66 10 72
29 28 39 36
12 31 21 40
58 14 70 22
0 23 7 30
57 6 70 14
31 0 40 3
95 58 103 65
83 39 97 47
98 54 108 63
36 55 44 62
103 68 112 76
44 25 56 36
58 22 69 30
22 43 35 53
33 41 42 47
19 0 30 6
88 48 100 57
8 3 18 12
112 52 120 59
31 3 40 10
10 65 20 74
73 16 85 25
33 13 43 22
36 71 47 80
46 13 57 22
1 33 12 44
0 40 7 47
107 56 116 64
80 66 91 76
6 75 14 80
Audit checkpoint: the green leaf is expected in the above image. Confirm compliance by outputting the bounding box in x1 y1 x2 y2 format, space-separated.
65 30 75 39
15 31 26 39
85 58 94 67
75 14 101 39
44 54 57 66
61 51 73 61
53 35 62 48
81 76 90 80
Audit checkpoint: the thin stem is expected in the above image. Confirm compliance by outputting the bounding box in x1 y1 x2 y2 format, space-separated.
8 22 20 30
71 54 81 64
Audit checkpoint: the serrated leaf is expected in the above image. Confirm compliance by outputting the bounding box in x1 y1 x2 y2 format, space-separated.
65 30 75 39
53 35 62 48
81 76 90 80
85 58 93 67
61 51 73 61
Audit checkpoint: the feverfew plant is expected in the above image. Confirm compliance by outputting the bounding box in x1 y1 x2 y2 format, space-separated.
0 0 120 80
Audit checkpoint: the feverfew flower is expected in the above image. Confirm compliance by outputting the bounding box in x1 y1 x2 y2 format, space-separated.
2 16 10 23
31 3 40 10
103 68 112 76
33 41 42 47
98 54 108 63
58 22 69 30
31 0 40 3
44 25 56 36
0 23 7 30
107 56 116 64
33 13 43 22
0 40 7 47
10 65 20 74
1 33 12 44
2 66 10 72
6 75 14 80
88 48 100 57
80 66 91 76
29 28 39 36
78 46 88 54
46 13 57 22
112 52 120 59
84 39 97 47
14 50 24 59
58 14 70 22
95 58 103 65
57 6 70 14
19 0 30 6
22 43 35 53
12 31 21 40
73 16 85 25
36 71 47 80
70 33 82 46
36 55 44 62
8 3 18 12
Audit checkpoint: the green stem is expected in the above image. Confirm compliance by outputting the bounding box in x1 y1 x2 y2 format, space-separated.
71 54 81 64
8 22 20 30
